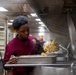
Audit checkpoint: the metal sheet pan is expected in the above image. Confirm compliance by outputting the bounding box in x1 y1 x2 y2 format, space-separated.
14 55 56 64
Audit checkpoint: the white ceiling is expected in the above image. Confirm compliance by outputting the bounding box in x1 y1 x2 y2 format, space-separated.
0 0 49 33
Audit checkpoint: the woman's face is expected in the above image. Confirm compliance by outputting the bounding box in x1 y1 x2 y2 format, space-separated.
38 35 43 41
16 24 29 39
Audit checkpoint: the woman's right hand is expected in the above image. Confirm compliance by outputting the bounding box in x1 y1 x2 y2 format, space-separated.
6 55 18 64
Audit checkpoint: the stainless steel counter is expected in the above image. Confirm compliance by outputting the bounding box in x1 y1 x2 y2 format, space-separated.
4 54 76 75
5 60 74 67
4 63 71 67
5 60 76 75
33 60 76 75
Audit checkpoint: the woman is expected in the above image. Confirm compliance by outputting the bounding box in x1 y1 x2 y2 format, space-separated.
3 16 44 75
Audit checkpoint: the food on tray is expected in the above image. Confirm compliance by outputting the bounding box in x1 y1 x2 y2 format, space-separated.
44 40 59 52
41 52 48 56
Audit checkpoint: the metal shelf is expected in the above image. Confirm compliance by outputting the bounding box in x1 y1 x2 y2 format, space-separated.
5 63 71 67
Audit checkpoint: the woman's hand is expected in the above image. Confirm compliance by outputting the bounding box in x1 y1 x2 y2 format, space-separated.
6 55 18 64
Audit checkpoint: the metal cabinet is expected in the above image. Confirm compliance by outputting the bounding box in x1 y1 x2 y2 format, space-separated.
33 63 76 75
33 66 72 75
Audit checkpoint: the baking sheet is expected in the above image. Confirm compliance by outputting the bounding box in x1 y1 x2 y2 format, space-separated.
17 55 56 58
16 55 56 64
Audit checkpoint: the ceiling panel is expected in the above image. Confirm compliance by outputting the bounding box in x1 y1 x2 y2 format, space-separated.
0 0 42 33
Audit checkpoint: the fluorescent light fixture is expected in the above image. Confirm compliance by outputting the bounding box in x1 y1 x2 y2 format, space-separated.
38 27 44 29
10 20 14 22
7 23 12 25
30 13 37 17
38 28 45 32
0 26 4 28
38 33 44 36
41 24 45 26
0 7 8 11
35 18 41 21
38 22 44 24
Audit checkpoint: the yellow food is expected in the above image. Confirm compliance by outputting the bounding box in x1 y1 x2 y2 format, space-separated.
41 52 48 56
44 40 59 53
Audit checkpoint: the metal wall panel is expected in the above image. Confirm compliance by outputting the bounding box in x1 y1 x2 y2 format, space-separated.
67 13 76 56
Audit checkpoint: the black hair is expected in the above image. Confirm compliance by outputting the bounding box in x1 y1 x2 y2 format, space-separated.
12 16 28 29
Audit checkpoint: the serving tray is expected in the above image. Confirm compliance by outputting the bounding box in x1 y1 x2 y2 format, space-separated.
16 55 56 64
